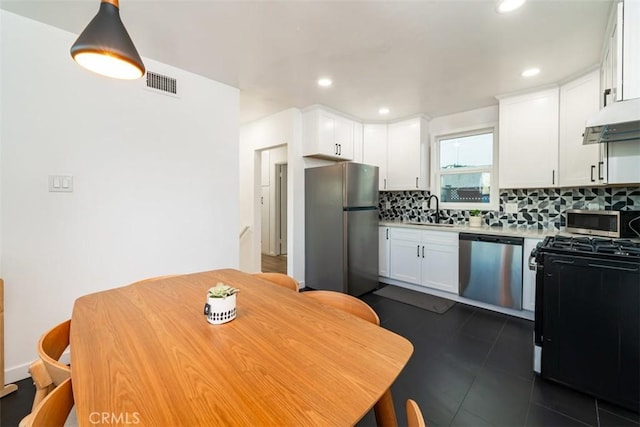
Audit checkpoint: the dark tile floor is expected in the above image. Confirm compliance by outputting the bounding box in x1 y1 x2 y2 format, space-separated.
2 289 638 427
356 290 640 427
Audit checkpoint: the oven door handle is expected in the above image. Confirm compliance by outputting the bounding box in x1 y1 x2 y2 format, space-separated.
588 263 639 272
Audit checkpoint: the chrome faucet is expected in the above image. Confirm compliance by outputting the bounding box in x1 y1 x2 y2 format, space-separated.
426 195 440 224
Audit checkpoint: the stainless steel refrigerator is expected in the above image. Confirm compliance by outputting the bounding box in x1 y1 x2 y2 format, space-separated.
305 163 379 296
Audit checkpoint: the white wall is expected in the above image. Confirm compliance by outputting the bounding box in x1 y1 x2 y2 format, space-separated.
239 108 331 284
1 11 240 381
428 105 499 136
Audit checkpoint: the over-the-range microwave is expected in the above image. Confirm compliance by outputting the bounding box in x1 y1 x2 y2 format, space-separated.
565 209 640 238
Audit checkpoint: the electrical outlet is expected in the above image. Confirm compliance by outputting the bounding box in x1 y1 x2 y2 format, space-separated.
385 201 390 210
421 201 429 210
588 202 599 210
505 202 518 214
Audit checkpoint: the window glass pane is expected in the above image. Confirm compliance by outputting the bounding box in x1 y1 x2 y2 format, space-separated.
439 132 493 169
440 172 491 203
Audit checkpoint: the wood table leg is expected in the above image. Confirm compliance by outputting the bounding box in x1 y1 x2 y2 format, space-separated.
374 388 398 427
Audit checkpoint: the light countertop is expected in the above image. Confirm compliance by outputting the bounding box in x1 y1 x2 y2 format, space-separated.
379 221 555 239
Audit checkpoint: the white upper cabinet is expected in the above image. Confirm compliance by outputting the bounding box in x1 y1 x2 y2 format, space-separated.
498 88 560 189
302 107 355 161
387 117 429 190
602 1 640 102
559 70 605 187
363 124 389 190
353 122 364 163
622 0 640 100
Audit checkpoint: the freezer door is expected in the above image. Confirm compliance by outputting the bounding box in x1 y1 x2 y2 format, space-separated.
345 208 379 296
344 163 379 207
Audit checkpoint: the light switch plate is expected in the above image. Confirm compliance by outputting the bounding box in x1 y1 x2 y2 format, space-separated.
421 201 429 210
49 175 73 192
505 202 518 214
588 202 599 210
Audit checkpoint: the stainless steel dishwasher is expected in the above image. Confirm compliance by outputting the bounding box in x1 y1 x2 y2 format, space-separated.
459 233 524 310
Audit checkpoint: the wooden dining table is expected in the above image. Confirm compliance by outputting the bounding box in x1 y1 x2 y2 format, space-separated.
70 269 414 426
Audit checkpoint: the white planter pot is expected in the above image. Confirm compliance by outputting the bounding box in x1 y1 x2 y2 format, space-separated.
204 294 237 324
469 216 482 227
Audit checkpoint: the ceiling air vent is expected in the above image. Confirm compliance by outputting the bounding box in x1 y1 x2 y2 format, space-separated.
145 71 178 96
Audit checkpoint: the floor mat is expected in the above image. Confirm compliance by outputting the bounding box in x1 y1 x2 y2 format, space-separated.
374 285 456 314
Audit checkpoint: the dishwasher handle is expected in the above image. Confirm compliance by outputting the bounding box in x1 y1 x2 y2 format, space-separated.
459 233 523 246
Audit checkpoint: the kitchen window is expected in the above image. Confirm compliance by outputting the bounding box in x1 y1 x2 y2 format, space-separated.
433 126 498 210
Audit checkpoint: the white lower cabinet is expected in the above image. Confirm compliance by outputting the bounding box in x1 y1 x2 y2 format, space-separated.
522 238 542 312
379 226 390 278
389 228 422 284
388 227 459 294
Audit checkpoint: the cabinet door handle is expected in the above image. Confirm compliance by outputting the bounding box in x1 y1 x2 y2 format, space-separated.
417 245 420 257
383 178 387 189
415 177 419 188
335 144 339 155
598 161 604 180
386 228 389 240
552 170 555 185
421 245 425 258
590 165 596 182
603 88 611 107
338 144 342 155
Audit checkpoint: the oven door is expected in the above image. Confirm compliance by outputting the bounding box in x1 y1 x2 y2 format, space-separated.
540 253 639 412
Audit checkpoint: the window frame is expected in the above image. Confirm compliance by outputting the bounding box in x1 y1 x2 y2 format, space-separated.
431 123 499 211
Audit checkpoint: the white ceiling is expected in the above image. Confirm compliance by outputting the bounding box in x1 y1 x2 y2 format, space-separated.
1 0 613 124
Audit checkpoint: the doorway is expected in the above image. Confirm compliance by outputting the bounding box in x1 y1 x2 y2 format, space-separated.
259 146 288 274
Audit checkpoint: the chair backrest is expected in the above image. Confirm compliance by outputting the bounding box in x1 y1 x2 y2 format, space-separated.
38 320 71 386
253 272 299 292
29 377 74 427
301 290 379 325
406 399 426 427
132 274 178 285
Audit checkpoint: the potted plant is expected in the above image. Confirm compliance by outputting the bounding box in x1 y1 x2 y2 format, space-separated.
469 210 482 227
204 282 239 324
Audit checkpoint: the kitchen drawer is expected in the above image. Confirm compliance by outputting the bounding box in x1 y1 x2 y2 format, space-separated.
421 230 458 246
389 228 422 242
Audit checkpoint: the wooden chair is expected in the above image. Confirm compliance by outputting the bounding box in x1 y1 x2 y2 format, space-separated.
252 272 299 292
302 290 379 324
28 376 74 427
406 399 426 427
301 290 396 427
19 320 72 427
38 320 71 387
131 274 178 285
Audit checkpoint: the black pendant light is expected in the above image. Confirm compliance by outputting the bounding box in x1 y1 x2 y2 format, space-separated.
70 0 145 79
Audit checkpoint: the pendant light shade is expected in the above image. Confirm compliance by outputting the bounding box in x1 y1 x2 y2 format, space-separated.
70 0 145 80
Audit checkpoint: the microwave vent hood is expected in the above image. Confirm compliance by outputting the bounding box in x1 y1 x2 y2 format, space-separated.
583 98 640 144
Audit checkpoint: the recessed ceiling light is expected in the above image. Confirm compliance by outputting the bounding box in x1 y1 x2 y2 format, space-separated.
379 107 390 115
317 78 332 87
497 0 525 13
521 67 540 77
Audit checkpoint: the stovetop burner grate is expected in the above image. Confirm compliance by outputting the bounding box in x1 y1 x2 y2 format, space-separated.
538 235 640 259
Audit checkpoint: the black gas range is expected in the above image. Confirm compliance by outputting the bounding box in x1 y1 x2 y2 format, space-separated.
534 234 640 260
532 234 639 413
